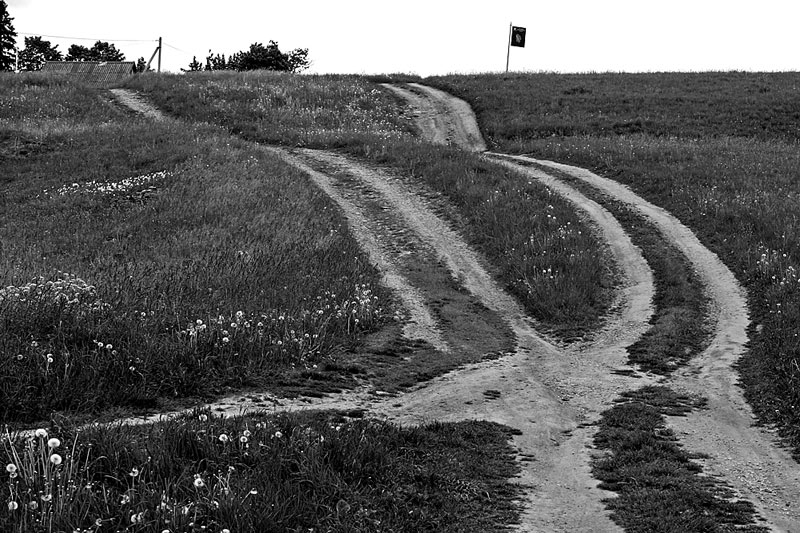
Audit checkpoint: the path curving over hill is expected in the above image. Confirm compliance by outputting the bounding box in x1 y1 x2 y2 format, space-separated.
386 82 800 531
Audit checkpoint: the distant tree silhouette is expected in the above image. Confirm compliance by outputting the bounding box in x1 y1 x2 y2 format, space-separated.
0 0 17 71
187 41 309 73
66 41 125 62
19 36 62 70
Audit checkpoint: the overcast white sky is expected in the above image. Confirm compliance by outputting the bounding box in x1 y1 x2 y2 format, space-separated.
7 0 800 75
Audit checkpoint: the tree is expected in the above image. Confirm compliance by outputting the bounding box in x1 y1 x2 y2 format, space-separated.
226 41 309 72
0 0 17 71
135 56 148 73
18 36 62 71
65 44 91 61
66 41 125 62
184 56 203 72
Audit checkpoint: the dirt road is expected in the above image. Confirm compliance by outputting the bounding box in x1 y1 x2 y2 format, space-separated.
110 86 800 531
381 83 800 530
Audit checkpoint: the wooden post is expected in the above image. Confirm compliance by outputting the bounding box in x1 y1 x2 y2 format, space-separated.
505 22 512 73
157 37 162 73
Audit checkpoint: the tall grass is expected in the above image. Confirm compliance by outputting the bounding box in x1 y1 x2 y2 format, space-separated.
1 73 387 422
424 71 800 455
0 411 523 532
123 72 413 148
129 71 617 338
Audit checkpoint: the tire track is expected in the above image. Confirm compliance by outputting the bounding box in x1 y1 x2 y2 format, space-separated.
109 87 655 531
387 83 800 531
520 156 800 531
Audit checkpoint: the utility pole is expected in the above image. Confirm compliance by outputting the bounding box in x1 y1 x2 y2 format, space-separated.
505 22 512 73
157 36 161 73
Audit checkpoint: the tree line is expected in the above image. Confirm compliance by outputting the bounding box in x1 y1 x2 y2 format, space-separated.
0 1 309 73
185 41 309 73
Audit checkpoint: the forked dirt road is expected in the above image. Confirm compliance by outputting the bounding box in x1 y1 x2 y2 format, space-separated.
111 87 800 531
379 83 800 529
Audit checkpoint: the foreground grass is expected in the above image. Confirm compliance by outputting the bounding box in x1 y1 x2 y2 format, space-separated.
1 73 388 422
426 71 800 457
124 71 617 339
1 410 523 532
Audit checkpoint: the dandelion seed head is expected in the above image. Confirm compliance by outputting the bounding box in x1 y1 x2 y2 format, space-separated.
8 501 18 510
50 454 62 465
48 437 60 449
35 428 47 438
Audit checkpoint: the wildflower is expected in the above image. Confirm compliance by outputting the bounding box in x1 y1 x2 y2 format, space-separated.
35 428 47 438
6 463 17 474
199 414 208 422
272 431 283 439
8 501 18 511
218 434 229 443
28 501 37 510
48 438 61 448
249 489 258 495
242 430 251 437
222 529 231 533
222 337 230 344
130 467 139 477
106 344 113 350
193 477 205 488
41 494 52 502
50 454 62 465
120 494 131 505
16 354 23 360
239 436 248 444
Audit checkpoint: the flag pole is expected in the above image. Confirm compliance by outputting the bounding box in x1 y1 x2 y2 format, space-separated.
505 22 512 73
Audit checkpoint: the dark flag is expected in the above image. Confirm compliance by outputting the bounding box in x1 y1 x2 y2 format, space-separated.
511 26 526 47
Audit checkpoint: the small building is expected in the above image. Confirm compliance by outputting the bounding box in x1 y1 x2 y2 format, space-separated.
40 61 137 85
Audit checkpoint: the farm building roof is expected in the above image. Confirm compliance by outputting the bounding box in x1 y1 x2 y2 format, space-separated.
40 61 136 85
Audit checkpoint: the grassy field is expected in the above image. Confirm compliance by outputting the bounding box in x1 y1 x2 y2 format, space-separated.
427 71 800 457
124 72 617 339
0 73 393 423
0 73 532 531
0 411 522 532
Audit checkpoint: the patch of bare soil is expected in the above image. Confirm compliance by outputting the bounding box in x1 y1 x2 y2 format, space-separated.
109 88 168 121
381 83 487 152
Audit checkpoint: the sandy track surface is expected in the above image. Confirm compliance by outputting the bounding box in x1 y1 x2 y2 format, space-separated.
381 83 487 152
109 89 168 121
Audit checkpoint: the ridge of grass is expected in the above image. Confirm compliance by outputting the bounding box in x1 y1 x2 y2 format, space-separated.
593 387 767 532
496 158 765 529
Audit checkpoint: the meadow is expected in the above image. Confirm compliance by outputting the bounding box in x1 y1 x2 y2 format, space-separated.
124 71 616 339
0 72 533 531
423 71 800 456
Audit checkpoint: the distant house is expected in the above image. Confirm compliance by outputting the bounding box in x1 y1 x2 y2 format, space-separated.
40 61 137 85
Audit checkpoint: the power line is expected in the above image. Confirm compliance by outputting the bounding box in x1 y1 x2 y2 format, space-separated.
162 42 191 54
17 32 158 43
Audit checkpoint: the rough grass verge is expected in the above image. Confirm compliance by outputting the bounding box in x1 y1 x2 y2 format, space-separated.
1 410 523 532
